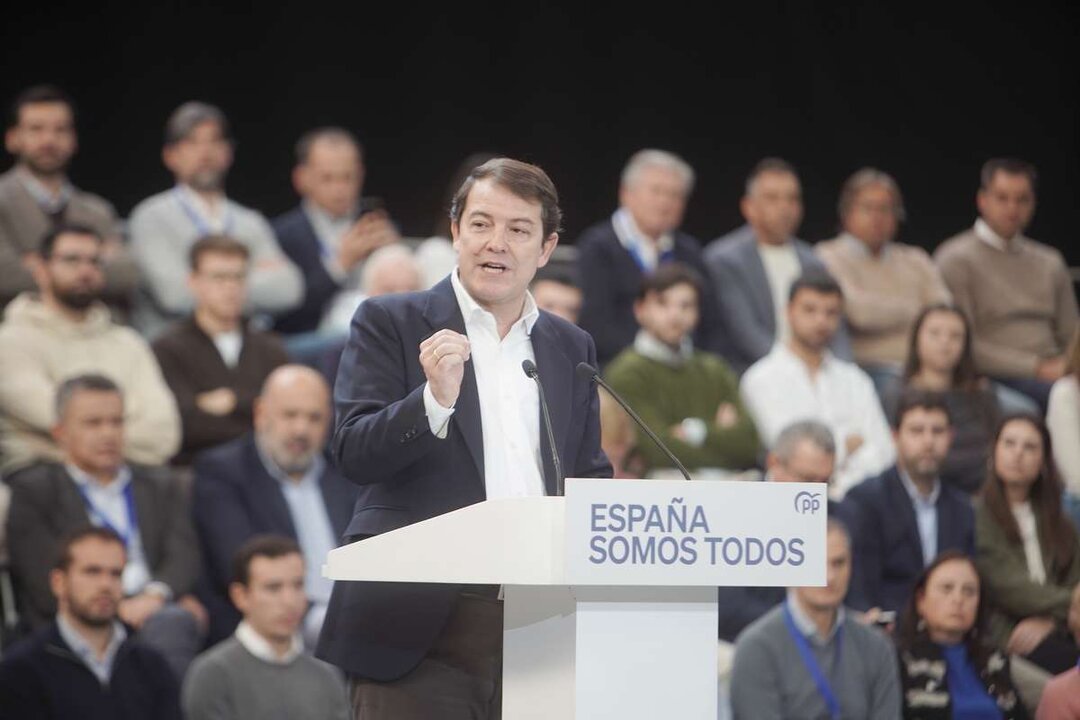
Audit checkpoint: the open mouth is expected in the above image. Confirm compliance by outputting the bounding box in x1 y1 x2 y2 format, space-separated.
480 262 509 274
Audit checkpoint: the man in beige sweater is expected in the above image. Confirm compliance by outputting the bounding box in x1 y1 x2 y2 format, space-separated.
935 158 1078 413
816 168 950 392
0 224 181 476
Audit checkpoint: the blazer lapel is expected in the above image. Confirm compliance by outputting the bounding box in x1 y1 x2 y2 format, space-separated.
887 469 925 566
246 441 299 539
530 315 572 496
130 473 161 567
738 235 775 333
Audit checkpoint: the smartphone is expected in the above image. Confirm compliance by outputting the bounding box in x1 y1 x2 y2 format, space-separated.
357 196 386 217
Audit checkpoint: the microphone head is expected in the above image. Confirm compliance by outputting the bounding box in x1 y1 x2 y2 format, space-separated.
521 358 539 378
575 362 599 383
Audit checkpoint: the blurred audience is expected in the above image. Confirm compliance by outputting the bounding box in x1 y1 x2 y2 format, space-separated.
976 414 1080 676
530 264 583 325
577 149 722 365
1036 583 1080 719
604 263 758 474
152 235 289 465
741 271 894 498
816 168 951 393
182 535 349 720
0 527 181 719
935 158 1078 414
128 101 303 338
597 387 647 479
6 375 203 677
896 551 1024 719
706 158 851 374
0 85 136 314
317 243 423 339
1048 328 1080 530
0 225 180 476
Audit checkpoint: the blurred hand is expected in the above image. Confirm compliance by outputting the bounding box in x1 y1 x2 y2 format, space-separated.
1007 616 1056 656
419 329 470 408
177 594 209 636
1035 356 1068 382
118 592 165 630
715 403 738 429
338 211 400 271
196 387 237 416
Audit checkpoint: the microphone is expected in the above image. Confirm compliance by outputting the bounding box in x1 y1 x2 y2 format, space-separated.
522 359 565 496
575 362 693 482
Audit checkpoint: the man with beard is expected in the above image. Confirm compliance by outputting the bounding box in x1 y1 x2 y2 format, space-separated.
191 365 356 645
0 526 181 719
740 271 894 498
128 101 303 338
842 389 975 615
0 85 137 313
0 225 180 476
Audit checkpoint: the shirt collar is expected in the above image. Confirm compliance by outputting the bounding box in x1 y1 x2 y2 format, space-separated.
56 613 127 676
839 231 891 259
15 166 72 211
176 183 228 222
778 342 835 372
786 591 845 644
973 218 1021 252
633 329 693 367
898 467 941 508
450 267 540 335
612 208 675 254
255 438 325 487
235 620 304 665
65 463 132 495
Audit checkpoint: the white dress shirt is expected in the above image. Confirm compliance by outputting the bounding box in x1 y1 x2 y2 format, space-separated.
423 269 545 500
757 241 801 342
611 208 674 272
212 329 243 368
740 344 896 498
235 620 304 664
302 199 356 283
898 469 942 566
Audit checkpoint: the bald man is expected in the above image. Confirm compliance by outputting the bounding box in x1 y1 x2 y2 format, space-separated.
191 365 359 645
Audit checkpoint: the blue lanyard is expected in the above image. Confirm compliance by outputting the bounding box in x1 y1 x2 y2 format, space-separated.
783 603 843 720
75 482 139 548
173 187 233 236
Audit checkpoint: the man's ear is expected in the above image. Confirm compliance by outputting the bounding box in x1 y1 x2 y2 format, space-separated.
228 582 249 614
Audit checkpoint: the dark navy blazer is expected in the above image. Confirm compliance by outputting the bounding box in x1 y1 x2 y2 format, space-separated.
271 206 339 335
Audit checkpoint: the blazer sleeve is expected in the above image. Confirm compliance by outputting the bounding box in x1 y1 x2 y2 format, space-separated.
6 473 65 626
709 253 774 368
577 234 630 365
150 474 201 597
191 456 261 589
570 335 614 479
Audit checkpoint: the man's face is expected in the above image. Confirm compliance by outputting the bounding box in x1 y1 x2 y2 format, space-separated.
40 232 105 310
842 183 899 252
619 165 689 239
795 526 851 612
451 178 557 318
231 554 308 645
5 101 77 176
742 171 803 244
50 537 125 628
787 288 842 353
189 251 248 324
163 120 233 192
895 407 952 481
633 282 699 349
294 139 363 218
977 170 1035 240
531 279 582 325
768 439 835 485
54 389 125 477
255 375 330 476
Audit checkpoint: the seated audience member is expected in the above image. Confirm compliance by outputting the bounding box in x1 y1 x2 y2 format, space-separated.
317 243 423 339
741 271 895 498
935 158 1078 414
0 225 180 476
1048 328 1080 530
271 127 401 338
816 168 951 392
730 518 901 720
897 550 1024 719
192 365 356 645
530 264 583 325
598 388 647 479
976 414 1080 676
6 375 204 677
1037 584 1080 719
128 101 303 338
604 263 758 475
152 235 290 465
0 85 136 313
182 535 349 720
577 149 722 365
882 304 1002 495
844 390 976 616
0 527 181 719
705 158 852 374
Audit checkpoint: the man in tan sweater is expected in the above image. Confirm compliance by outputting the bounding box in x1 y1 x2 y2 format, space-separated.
816 168 950 391
935 158 1078 412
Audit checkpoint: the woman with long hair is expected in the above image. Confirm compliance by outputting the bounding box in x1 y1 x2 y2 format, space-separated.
896 550 1024 719
975 414 1080 675
882 303 1000 494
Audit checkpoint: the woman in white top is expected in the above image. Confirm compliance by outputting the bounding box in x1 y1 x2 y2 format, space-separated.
975 414 1080 675
1047 328 1080 531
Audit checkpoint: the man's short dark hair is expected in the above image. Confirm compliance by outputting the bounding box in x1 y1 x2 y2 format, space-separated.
55 373 121 420
788 270 843 304
8 85 75 129
294 126 364 166
164 101 230 146
636 262 704 304
231 535 303 587
892 388 953 430
189 234 250 271
449 158 563 240
745 157 798 195
53 526 126 571
39 223 103 259
531 264 580 290
980 158 1038 193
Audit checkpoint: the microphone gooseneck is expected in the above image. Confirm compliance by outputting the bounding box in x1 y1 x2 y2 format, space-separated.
522 359 565 496
575 362 693 482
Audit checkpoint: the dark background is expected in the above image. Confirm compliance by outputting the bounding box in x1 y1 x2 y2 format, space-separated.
3 2 1077 263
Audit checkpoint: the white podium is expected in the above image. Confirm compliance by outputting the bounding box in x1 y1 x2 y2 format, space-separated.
324 478 827 720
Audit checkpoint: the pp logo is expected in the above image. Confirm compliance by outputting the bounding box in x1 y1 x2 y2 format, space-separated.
793 491 822 515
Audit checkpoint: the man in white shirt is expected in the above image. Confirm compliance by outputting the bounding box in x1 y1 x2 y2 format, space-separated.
741 271 895 498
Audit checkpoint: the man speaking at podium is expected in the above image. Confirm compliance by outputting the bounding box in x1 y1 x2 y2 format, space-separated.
317 157 612 719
